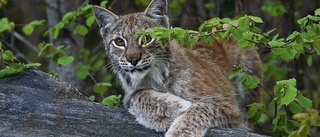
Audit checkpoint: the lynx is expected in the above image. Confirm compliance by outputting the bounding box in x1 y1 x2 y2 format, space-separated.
93 0 263 136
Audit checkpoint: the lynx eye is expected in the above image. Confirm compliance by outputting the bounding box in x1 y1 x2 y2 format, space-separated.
139 35 154 46
114 38 125 47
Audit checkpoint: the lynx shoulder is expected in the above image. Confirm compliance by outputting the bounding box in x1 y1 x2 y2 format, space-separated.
93 0 263 136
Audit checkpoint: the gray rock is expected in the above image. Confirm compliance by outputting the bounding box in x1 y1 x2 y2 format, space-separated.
0 69 267 137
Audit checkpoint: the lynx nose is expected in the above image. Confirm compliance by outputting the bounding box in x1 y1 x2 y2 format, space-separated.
126 53 141 66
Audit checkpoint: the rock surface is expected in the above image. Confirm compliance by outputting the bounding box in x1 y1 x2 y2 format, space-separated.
0 69 267 137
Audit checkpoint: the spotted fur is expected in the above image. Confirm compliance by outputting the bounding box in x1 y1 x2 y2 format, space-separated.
93 0 263 136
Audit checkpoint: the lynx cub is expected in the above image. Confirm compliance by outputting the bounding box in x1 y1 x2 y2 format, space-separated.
93 0 263 136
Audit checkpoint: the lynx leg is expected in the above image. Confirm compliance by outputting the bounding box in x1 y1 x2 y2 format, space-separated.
165 94 244 137
128 90 192 132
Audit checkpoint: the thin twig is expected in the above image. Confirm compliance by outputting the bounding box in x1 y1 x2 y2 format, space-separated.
7 30 38 53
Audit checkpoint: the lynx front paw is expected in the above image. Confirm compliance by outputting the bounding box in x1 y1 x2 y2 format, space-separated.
165 117 204 137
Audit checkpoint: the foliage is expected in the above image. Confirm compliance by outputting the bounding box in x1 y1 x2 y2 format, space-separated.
261 1 287 18
0 2 117 107
22 20 46 35
38 42 74 66
0 0 8 9
0 18 41 78
135 8 320 136
39 2 117 106
101 95 121 106
1 1 320 135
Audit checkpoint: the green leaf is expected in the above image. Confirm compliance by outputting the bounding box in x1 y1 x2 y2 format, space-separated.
248 16 264 23
0 69 6 78
289 131 299 137
100 82 112 87
281 48 297 62
299 125 310 137
295 93 313 109
24 63 41 68
288 102 302 113
22 25 34 35
238 16 251 31
295 35 304 44
242 75 260 90
297 17 308 28
49 71 59 78
58 56 74 65
268 41 286 47
53 28 59 39
261 2 287 17
86 15 95 27
56 22 65 29
247 104 259 119
280 85 297 107
100 0 108 7
7 63 22 75
101 95 121 106
93 83 107 94
204 3 216 9
75 25 89 36
89 95 95 102
0 18 14 33
235 74 247 84
247 103 264 121
286 31 299 41
76 66 88 80
188 36 198 44
2 50 14 61
315 8 320 16
231 28 242 40
293 113 309 123
277 78 296 87
229 66 243 79
62 12 74 23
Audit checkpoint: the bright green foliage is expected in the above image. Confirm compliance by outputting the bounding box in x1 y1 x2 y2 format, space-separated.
22 20 46 35
0 42 41 78
89 95 95 101
272 113 294 137
0 18 14 33
43 22 65 39
44 5 94 39
58 56 74 66
100 0 108 8
229 66 243 79
247 103 266 123
242 75 260 90
74 25 89 36
229 66 260 90
38 42 74 66
101 95 121 106
261 2 287 17
93 83 112 94
289 109 320 137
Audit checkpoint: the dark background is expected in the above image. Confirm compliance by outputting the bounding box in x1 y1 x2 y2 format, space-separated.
1 0 320 135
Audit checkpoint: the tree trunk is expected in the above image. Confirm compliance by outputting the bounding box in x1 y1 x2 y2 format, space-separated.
45 0 84 89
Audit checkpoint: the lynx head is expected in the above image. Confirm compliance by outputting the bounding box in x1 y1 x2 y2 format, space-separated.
93 0 170 88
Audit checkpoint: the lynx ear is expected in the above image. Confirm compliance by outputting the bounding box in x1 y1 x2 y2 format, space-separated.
144 0 169 27
93 6 119 35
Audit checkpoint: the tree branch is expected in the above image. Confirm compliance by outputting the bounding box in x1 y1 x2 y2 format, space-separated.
7 30 38 53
